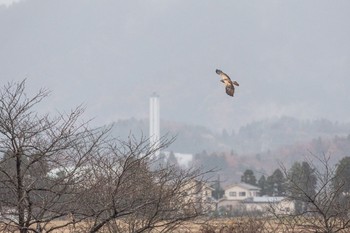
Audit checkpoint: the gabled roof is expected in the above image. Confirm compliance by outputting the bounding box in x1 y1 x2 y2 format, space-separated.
243 196 287 203
225 182 261 191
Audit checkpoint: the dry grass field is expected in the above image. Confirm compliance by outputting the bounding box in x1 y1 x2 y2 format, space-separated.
2 217 349 233
23 218 301 233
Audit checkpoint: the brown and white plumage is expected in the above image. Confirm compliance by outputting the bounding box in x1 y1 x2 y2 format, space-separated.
215 69 239 97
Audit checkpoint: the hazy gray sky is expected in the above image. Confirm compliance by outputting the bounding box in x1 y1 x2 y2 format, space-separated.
0 0 21 6
1 0 350 131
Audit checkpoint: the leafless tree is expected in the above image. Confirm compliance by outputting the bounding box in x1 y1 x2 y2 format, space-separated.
272 153 350 233
74 135 212 233
0 80 110 232
0 80 212 233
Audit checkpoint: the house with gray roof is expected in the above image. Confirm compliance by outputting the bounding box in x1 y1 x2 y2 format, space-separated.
217 183 260 212
217 183 294 215
224 183 260 201
243 196 295 215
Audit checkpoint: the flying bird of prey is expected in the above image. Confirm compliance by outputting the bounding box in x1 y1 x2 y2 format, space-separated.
215 69 239 97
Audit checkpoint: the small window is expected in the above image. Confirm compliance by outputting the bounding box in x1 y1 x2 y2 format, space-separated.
229 192 237 197
239 192 246 197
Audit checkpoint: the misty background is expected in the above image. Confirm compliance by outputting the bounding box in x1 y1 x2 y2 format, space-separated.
1 0 350 180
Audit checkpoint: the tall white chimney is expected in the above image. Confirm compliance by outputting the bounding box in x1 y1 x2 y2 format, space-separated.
149 92 160 156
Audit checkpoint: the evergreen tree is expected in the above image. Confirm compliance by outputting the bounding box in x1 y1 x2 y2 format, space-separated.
211 175 224 200
288 161 317 213
266 169 286 196
258 175 267 196
265 175 274 196
167 151 179 167
241 169 257 185
334 157 350 194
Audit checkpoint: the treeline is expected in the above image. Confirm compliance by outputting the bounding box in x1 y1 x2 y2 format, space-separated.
190 132 350 185
208 154 350 232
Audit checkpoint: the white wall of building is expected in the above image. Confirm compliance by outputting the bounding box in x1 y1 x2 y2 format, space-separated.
149 93 160 156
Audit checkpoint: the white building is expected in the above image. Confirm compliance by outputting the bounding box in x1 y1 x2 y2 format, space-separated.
224 183 260 201
149 92 160 156
217 183 294 215
161 151 193 168
218 183 260 211
243 196 295 215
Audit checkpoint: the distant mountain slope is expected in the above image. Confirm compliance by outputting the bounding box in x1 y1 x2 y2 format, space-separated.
233 117 350 154
109 118 230 154
109 116 350 154
192 134 350 184
108 117 350 184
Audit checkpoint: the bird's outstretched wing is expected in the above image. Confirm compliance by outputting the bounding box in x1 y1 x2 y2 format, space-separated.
216 69 231 83
216 69 238 97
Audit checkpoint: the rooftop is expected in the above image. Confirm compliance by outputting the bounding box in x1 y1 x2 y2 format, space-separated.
225 182 261 191
244 196 286 203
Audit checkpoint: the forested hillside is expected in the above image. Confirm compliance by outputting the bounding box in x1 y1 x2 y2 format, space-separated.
109 117 350 184
110 116 350 154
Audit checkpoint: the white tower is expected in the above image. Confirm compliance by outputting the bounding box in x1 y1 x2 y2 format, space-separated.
149 92 160 156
